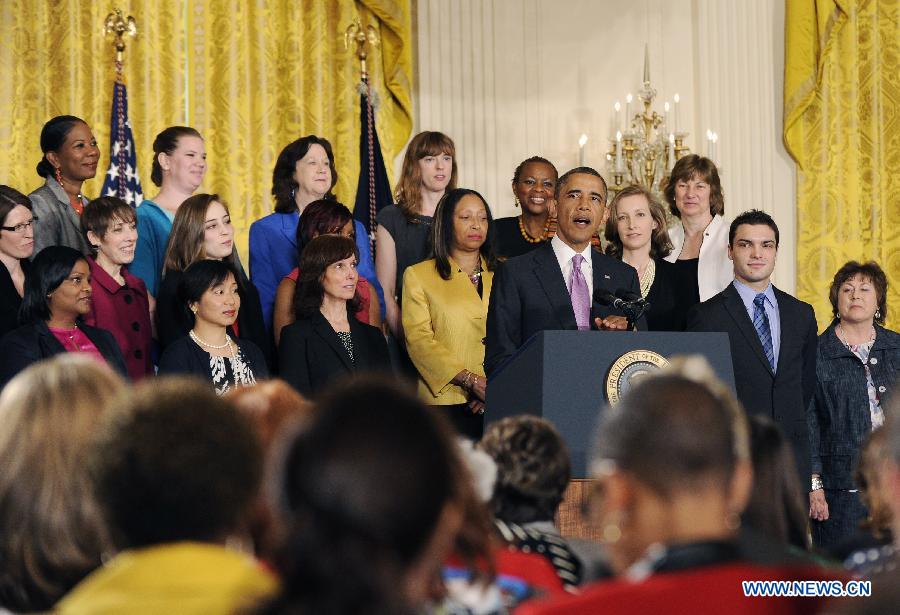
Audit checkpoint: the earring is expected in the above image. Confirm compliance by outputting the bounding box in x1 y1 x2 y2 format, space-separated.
725 512 741 531
599 511 624 544
190 306 198 313
514 195 521 208
875 309 882 320
602 521 622 543
291 187 296 199
54 166 63 185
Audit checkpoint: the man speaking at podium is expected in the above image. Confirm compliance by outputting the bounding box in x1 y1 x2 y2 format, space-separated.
485 167 642 376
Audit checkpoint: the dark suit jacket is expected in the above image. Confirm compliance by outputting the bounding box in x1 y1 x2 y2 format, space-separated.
279 310 391 397
0 320 128 388
687 283 818 482
0 259 28 339
485 242 643 375
158 335 269 383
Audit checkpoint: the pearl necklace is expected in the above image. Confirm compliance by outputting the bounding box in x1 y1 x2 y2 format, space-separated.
836 322 875 350
638 259 656 298
190 329 231 350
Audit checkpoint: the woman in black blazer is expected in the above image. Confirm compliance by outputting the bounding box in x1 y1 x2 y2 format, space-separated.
0 245 127 388
279 235 390 397
159 259 268 395
156 193 271 367
604 184 692 331
0 186 35 339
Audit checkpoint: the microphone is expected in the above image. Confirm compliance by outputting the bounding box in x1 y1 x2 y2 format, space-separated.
615 288 643 303
593 288 630 309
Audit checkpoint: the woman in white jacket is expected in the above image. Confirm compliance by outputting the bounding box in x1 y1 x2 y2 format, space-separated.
663 155 732 303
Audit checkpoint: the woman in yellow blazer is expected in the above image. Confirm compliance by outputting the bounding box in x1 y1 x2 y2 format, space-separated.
402 188 497 439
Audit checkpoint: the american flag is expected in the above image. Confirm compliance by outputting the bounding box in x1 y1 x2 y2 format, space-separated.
101 81 143 206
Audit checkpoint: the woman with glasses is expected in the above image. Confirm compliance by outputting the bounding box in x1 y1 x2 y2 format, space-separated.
0 186 36 338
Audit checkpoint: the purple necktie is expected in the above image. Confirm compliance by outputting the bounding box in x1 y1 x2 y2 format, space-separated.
569 254 590 331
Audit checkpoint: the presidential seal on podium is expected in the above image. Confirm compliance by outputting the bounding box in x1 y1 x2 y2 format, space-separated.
605 350 669 404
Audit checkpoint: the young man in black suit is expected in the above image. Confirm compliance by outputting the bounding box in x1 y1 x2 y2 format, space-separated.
687 210 817 487
485 167 641 376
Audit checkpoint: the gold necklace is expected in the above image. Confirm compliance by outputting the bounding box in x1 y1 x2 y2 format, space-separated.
518 215 545 244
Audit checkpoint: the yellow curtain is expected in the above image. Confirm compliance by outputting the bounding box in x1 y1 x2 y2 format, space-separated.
0 0 412 259
0 0 184 205
784 0 900 332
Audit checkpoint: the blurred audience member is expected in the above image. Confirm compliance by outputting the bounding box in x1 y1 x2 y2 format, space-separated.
840 427 894 575
227 380 314 559
58 378 275 614
518 357 842 615
0 356 126 612
742 415 810 552
0 245 127 388
479 416 599 589
259 378 464 615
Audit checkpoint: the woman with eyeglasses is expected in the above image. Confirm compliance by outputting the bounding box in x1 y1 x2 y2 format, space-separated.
0 245 127 388
0 186 36 339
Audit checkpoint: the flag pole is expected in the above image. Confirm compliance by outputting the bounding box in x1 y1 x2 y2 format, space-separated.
101 9 143 207
345 21 381 255
103 9 137 83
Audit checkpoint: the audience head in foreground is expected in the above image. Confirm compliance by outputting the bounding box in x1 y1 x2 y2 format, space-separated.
263 377 464 615
742 415 810 551
479 415 571 525
0 355 126 612
58 377 275 614
590 356 752 575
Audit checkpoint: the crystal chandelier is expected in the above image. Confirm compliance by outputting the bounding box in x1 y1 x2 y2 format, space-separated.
607 46 691 196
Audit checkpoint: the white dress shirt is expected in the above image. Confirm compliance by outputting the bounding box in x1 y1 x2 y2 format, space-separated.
550 235 593 298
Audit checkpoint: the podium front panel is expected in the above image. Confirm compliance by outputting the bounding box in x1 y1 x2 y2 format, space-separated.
486 331 735 477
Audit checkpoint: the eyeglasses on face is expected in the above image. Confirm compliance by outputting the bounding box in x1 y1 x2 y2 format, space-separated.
0 217 38 234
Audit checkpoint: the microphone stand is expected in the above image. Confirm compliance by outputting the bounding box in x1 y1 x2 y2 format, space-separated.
621 300 650 331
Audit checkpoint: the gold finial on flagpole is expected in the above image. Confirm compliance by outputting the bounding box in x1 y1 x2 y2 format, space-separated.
104 9 137 72
344 20 379 82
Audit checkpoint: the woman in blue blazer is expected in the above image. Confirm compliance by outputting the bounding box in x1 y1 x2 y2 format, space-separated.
249 136 381 334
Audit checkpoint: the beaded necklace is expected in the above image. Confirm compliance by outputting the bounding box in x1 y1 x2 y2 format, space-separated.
638 259 656 298
518 215 546 244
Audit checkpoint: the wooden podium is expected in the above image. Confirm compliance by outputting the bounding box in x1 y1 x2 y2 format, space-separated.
485 330 736 538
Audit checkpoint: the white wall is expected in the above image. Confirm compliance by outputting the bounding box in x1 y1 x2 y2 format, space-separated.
412 0 796 290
